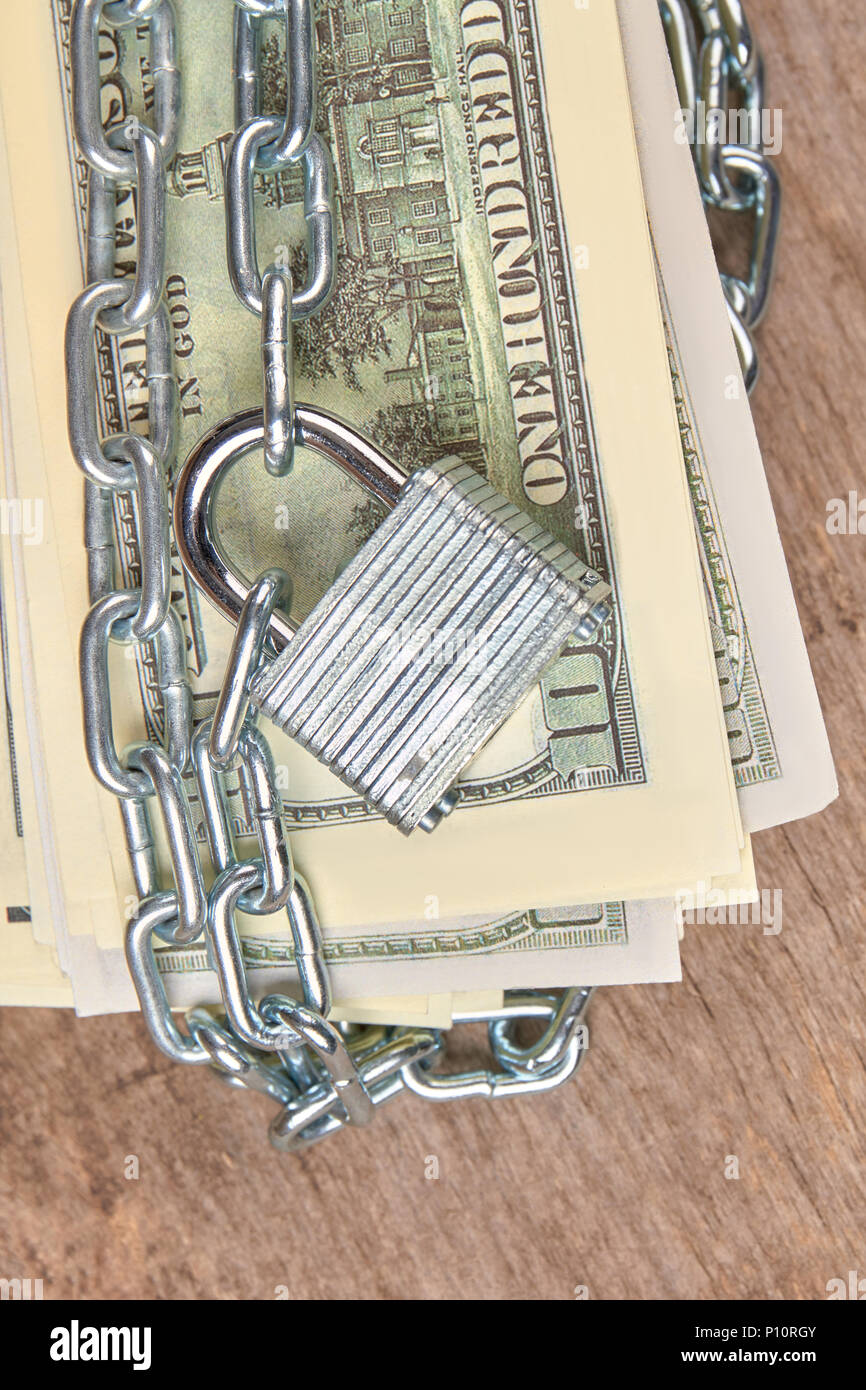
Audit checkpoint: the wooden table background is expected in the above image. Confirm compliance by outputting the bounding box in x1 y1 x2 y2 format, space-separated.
1 0 864 1301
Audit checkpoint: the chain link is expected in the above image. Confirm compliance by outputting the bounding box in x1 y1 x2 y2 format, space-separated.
65 0 776 1152
660 0 780 390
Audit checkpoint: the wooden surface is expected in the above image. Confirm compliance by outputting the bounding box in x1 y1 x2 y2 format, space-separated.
1 0 865 1301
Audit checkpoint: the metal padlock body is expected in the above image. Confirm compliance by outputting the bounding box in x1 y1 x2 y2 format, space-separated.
176 407 611 835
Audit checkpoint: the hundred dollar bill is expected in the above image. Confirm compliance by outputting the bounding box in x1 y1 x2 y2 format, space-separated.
0 92 739 1017
0 71 689 1010
618 0 836 832
0 0 743 952
0 149 691 1010
0 206 692 1010
0 1 775 1011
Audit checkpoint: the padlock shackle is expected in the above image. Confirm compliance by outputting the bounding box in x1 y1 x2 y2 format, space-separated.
174 405 409 647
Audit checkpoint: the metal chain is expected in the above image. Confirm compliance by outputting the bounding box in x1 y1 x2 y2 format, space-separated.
660 0 781 391
65 0 773 1152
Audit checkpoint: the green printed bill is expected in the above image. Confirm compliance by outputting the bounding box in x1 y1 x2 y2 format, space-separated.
0 0 805 1012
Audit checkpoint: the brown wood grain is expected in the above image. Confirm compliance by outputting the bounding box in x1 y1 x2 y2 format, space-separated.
1 0 864 1302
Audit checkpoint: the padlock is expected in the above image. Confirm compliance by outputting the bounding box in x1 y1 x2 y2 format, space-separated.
175 406 612 835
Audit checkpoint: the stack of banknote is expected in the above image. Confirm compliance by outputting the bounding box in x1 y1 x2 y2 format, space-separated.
0 0 836 1028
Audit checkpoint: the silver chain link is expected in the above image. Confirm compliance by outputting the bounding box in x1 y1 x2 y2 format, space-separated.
66 0 774 1152
660 0 781 390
